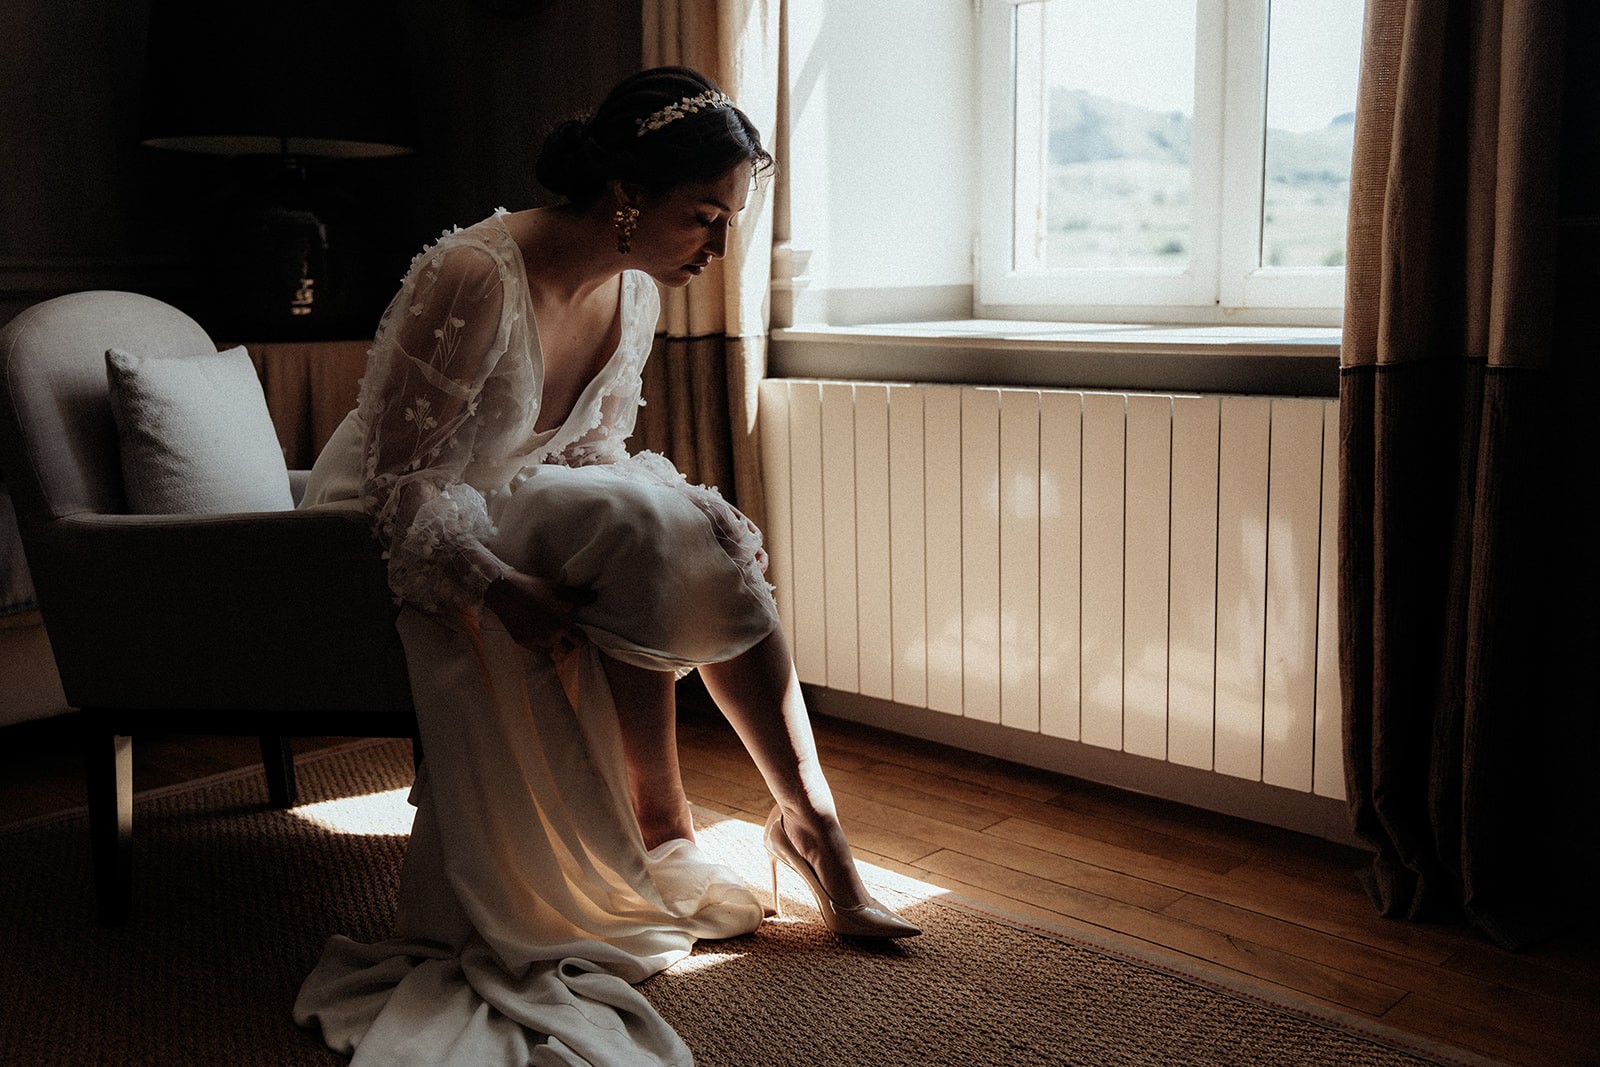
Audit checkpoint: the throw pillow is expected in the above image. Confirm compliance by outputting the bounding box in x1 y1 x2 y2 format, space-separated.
105 345 294 514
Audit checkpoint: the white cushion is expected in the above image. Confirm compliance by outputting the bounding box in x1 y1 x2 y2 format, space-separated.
105 345 294 514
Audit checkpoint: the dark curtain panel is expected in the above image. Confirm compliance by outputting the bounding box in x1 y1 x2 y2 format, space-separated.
1339 0 1595 951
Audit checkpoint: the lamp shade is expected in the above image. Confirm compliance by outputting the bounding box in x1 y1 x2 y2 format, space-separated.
141 1 419 158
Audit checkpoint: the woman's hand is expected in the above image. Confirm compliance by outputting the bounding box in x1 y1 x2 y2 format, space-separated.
483 570 596 656
707 505 769 574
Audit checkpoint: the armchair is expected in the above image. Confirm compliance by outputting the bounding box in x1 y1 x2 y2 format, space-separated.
0 291 415 923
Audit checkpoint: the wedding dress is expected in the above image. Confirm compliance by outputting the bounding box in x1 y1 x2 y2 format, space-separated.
292 211 777 1066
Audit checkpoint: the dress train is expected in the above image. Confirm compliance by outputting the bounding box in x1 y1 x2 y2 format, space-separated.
295 575 770 1065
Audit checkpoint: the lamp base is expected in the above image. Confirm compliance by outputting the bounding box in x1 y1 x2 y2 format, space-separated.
204 156 373 341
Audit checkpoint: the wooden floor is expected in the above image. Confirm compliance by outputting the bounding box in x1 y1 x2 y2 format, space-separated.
2 706 1594 1067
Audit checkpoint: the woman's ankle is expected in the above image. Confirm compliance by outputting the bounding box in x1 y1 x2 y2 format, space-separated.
778 805 870 907
634 794 696 849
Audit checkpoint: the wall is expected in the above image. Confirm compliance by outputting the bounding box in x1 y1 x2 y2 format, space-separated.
1552 0 1600 876
0 0 642 333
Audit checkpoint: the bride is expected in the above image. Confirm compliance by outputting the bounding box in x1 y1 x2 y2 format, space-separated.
292 66 917 1066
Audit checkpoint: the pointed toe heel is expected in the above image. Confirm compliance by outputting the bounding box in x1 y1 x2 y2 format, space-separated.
762 806 920 940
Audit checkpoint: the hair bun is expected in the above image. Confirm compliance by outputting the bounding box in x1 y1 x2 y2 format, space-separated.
536 67 771 207
535 119 601 201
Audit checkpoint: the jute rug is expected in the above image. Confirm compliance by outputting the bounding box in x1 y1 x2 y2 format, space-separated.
0 739 1495 1066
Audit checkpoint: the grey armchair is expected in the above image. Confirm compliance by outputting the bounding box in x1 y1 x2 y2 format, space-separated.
0 290 415 923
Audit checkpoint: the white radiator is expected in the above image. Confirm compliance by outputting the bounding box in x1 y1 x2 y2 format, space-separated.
758 379 1345 800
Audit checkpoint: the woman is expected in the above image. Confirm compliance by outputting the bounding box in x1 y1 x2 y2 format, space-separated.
292 67 916 1066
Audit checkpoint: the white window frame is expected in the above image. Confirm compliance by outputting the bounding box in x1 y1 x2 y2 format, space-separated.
976 0 1347 326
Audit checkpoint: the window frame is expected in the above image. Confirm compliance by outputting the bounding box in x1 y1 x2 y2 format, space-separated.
975 0 1348 327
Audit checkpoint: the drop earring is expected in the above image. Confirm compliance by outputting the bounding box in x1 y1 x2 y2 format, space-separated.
613 204 641 254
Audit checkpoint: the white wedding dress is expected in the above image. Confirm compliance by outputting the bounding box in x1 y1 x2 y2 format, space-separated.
292 212 777 1066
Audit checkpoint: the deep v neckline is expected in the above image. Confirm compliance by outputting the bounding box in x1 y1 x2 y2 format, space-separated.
495 212 632 439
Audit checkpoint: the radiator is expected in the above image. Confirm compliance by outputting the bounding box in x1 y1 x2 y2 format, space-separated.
757 379 1344 800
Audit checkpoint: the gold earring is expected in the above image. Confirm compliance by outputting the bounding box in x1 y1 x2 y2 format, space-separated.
613 205 641 254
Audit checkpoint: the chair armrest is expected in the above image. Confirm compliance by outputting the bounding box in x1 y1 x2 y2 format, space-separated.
26 506 413 712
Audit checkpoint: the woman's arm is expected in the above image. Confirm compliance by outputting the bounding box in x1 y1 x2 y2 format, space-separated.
359 240 516 612
358 237 594 652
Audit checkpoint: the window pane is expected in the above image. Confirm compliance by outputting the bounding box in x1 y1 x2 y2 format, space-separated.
1014 0 1197 271
1261 0 1362 268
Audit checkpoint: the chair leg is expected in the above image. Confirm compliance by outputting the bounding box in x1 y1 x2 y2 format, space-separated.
85 730 133 925
259 735 297 808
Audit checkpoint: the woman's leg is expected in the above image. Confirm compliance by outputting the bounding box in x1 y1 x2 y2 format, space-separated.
697 628 874 910
600 654 697 849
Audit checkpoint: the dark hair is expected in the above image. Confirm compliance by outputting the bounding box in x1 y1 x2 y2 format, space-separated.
535 66 774 207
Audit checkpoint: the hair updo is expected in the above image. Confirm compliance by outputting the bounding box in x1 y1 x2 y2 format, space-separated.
535 66 774 207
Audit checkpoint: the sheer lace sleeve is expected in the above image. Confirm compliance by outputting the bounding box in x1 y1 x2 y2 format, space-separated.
359 238 519 612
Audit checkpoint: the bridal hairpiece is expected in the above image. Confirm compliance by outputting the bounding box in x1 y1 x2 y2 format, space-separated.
635 90 733 136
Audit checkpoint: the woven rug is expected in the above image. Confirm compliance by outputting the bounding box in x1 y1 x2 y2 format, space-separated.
0 739 1495 1067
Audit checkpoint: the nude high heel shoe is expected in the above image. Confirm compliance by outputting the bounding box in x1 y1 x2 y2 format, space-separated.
763 806 921 939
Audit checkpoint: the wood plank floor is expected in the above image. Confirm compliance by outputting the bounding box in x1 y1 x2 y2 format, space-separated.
2 706 1594 1066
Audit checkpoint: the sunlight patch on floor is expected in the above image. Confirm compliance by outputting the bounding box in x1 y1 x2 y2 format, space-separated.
289 786 415 835
694 810 953 912
669 949 748 975
690 815 757 853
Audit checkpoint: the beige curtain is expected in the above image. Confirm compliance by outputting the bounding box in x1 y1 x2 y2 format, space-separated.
1339 0 1590 950
635 0 780 532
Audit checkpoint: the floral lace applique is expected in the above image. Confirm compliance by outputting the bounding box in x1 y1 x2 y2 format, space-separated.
385 484 509 611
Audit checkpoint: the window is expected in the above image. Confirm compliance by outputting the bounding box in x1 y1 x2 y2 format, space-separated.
976 0 1363 325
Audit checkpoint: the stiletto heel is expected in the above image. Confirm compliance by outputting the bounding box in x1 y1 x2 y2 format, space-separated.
762 806 920 939
769 855 785 918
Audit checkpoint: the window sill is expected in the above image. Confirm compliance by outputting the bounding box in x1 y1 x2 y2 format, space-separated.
769 320 1342 397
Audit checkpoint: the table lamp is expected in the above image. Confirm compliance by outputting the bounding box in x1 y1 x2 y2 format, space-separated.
140 0 419 340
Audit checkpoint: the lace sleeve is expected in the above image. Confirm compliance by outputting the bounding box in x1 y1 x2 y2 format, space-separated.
359 238 516 612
